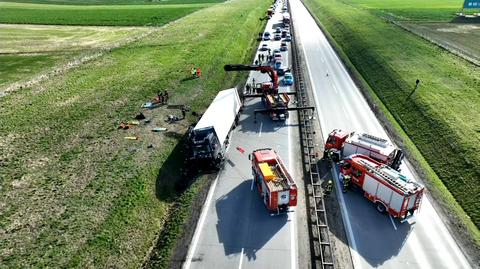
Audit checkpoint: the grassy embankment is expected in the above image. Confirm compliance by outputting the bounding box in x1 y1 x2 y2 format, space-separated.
0 0 269 267
0 2 212 26
303 0 480 244
0 25 150 89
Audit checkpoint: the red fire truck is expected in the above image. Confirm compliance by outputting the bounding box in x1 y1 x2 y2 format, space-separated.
250 148 297 214
324 129 404 170
340 154 424 220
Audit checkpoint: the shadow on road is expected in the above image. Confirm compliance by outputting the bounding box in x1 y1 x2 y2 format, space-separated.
237 96 297 134
215 180 288 260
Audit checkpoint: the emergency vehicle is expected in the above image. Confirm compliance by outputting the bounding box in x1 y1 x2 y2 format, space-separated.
325 129 404 170
340 154 424 220
250 148 297 213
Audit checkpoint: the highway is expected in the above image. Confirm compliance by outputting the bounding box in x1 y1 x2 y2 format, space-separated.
183 2 308 268
289 0 472 268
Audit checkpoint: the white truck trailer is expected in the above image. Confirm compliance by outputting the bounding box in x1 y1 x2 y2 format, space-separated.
186 88 242 168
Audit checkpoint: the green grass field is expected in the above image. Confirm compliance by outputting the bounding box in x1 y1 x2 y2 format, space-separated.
348 0 479 21
0 0 268 267
0 2 211 25
304 0 480 238
0 24 149 89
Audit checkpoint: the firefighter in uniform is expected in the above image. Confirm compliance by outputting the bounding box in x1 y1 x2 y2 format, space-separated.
342 175 351 193
324 179 333 195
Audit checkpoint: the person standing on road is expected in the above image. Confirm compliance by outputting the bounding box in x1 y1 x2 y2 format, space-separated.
325 179 333 195
246 83 251 94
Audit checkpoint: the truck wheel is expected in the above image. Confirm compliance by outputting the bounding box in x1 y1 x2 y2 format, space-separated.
376 202 386 214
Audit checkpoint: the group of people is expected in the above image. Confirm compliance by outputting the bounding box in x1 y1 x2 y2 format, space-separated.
190 67 202 78
245 78 256 94
254 51 275 66
323 151 352 195
156 90 169 104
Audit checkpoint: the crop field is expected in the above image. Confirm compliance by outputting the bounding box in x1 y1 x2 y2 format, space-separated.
348 0 478 21
0 2 212 26
0 0 268 267
0 0 224 4
0 24 149 90
304 0 480 240
401 22 480 65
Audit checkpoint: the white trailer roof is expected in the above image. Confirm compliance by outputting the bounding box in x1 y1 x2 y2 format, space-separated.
194 88 241 145
347 132 396 156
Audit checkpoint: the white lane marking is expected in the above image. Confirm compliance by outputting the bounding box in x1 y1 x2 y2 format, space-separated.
389 215 398 230
292 1 361 266
293 1 472 268
321 56 325 63
332 166 363 269
258 122 263 137
238 248 244 269
250 178 254 191
287 111 298 269
183 173 221 269
407 231 434 269
422 199 472 268
332 84 338 94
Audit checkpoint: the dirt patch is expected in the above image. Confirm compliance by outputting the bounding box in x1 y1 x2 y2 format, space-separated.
393 21 480 66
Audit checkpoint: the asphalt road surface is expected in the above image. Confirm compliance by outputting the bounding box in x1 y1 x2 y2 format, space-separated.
183 2 308 268
289 0 472 268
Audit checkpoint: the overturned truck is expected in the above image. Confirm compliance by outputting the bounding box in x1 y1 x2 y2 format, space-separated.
186 88 242 169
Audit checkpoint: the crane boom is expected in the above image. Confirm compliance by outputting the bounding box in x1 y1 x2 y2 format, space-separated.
224 64 279 94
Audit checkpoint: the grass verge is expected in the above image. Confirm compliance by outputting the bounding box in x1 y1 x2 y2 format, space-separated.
303 0 480 256
0 0 269 267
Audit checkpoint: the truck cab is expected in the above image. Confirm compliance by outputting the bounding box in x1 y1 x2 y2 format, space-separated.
188 127 223 167
324 129 349 159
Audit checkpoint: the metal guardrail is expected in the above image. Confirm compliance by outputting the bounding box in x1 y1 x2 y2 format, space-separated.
288 1 335 268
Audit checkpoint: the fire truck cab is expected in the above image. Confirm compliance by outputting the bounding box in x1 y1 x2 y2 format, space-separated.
250 148 297 214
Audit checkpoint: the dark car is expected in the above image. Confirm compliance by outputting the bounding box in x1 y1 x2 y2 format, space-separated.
263 31 271 41
277 67 287 76
274 34 281 40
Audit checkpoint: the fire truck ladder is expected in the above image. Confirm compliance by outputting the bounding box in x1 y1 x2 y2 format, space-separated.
358 159 413 194
289 5 335 268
